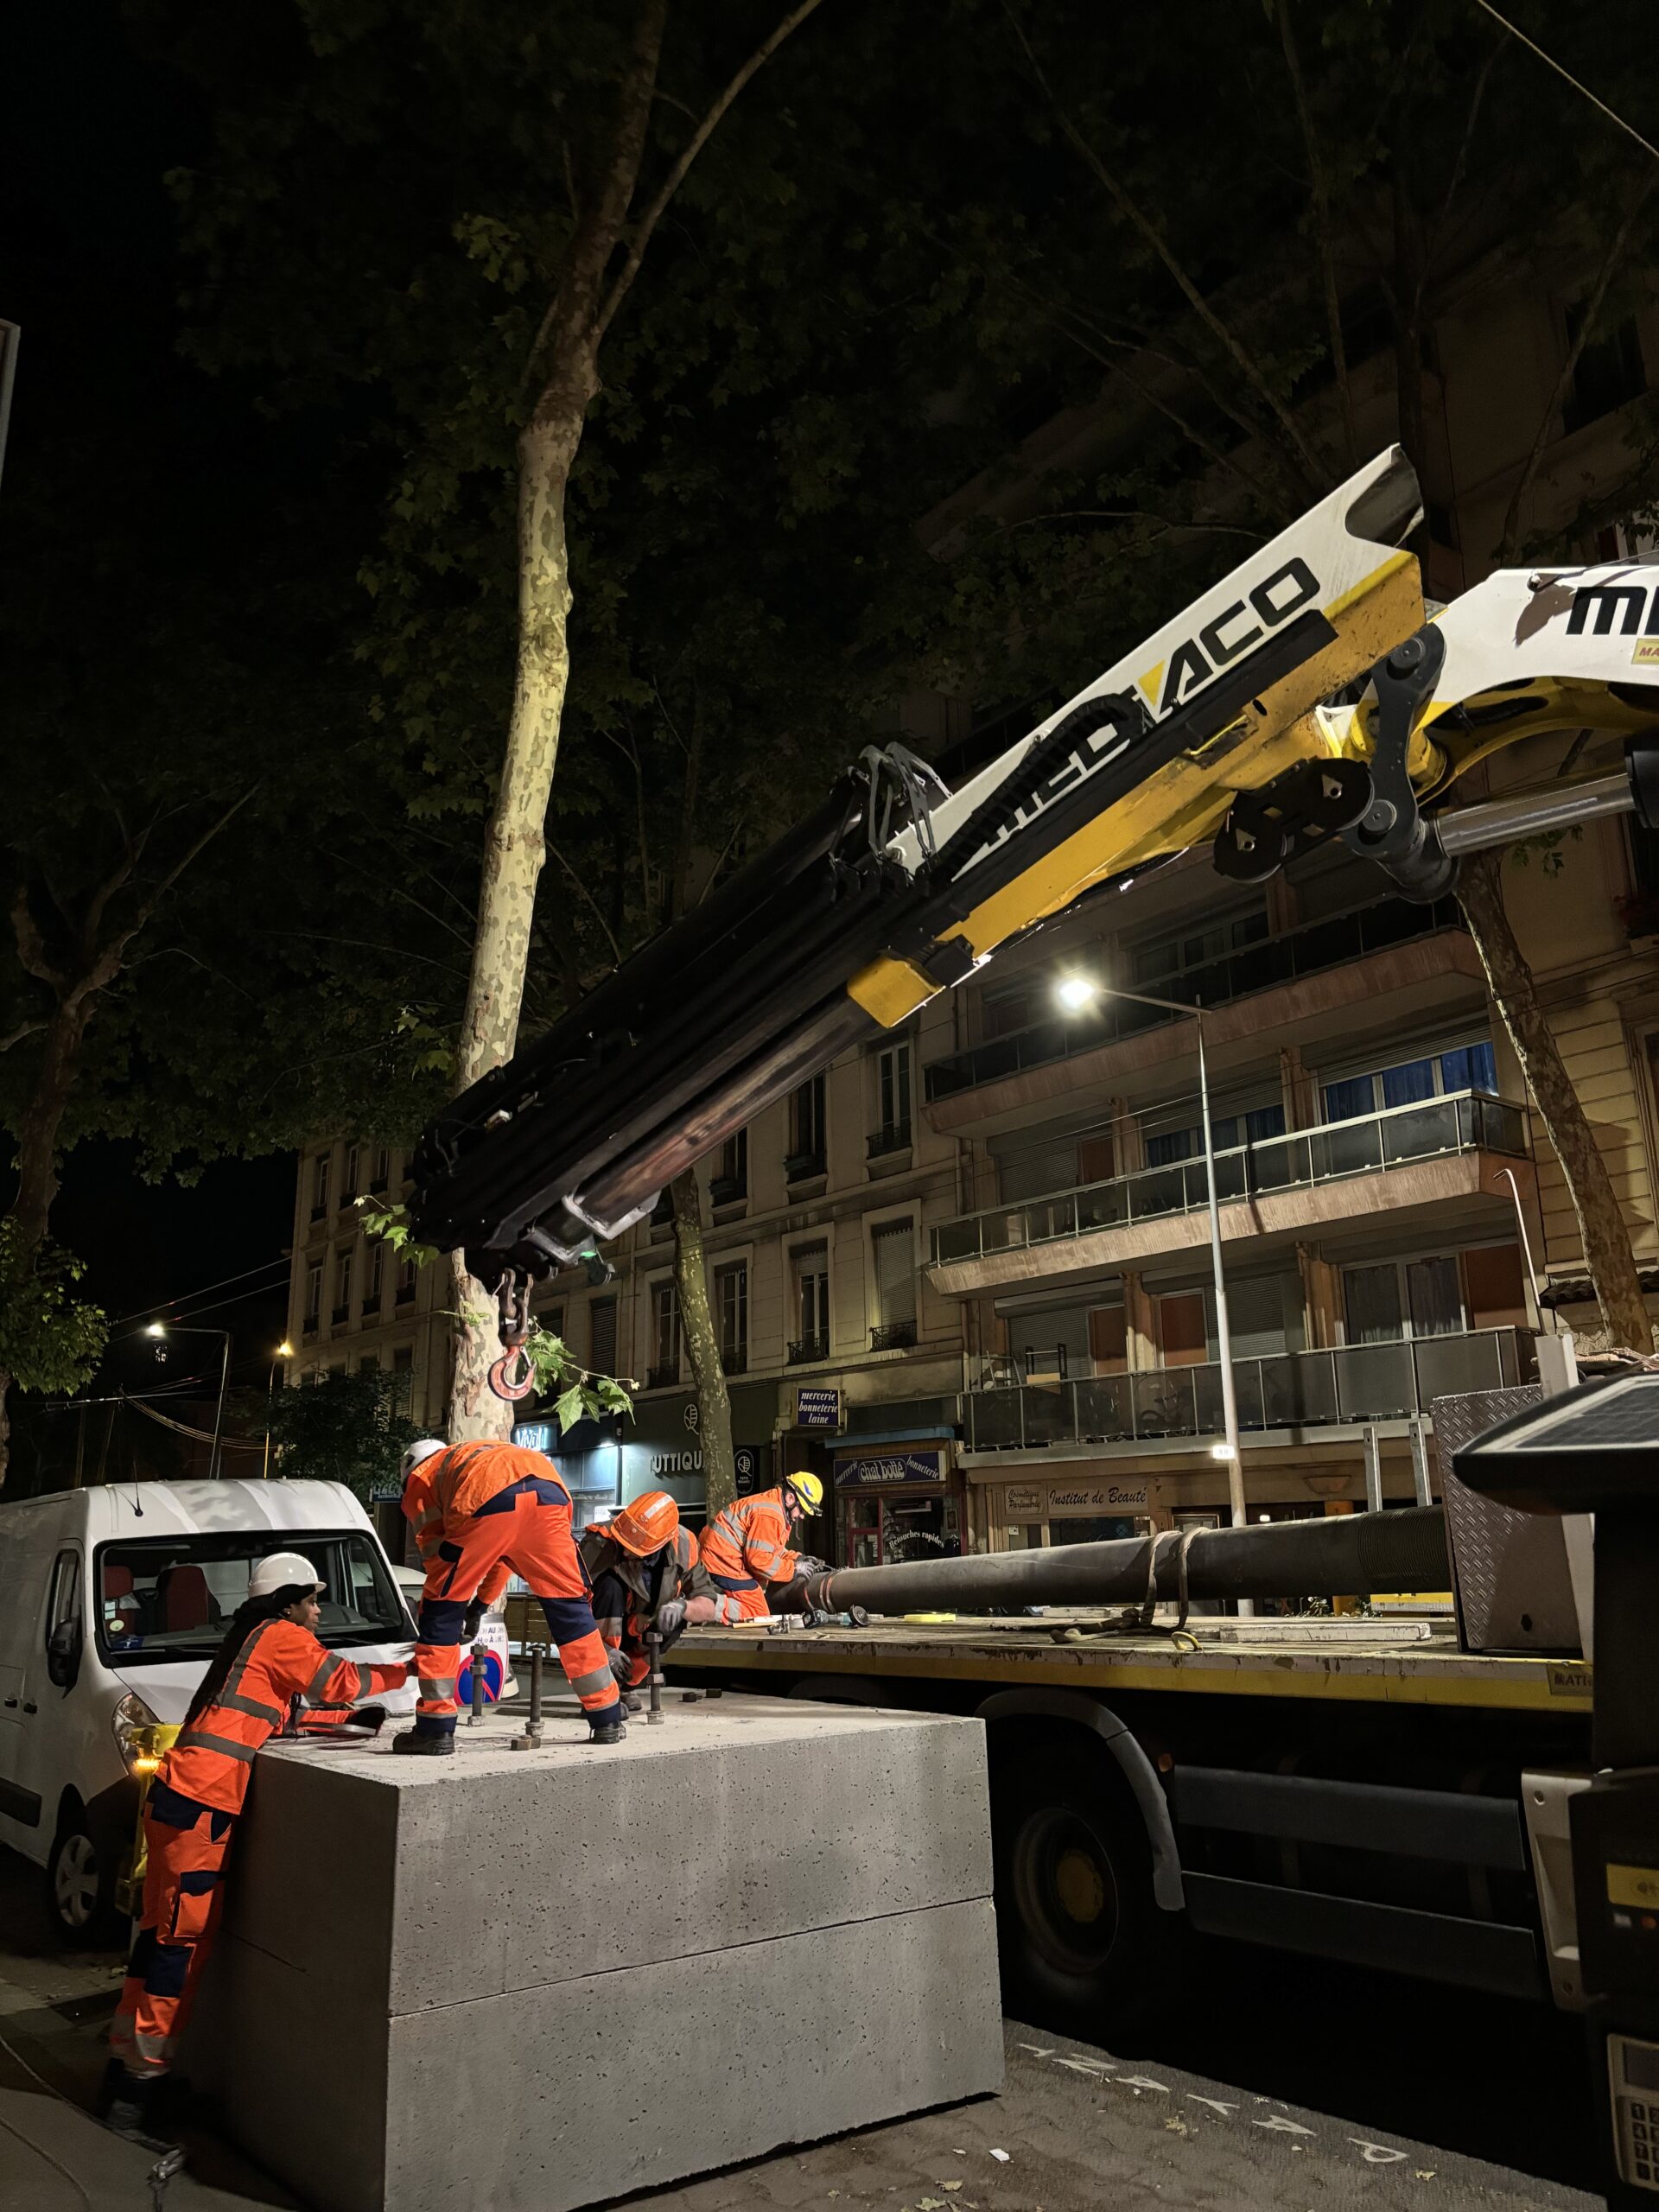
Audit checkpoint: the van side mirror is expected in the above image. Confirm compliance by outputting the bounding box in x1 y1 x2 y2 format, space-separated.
46 1616 81 1690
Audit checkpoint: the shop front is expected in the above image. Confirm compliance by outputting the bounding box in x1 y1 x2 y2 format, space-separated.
831 1440 965 1567
990 1471 1159 1551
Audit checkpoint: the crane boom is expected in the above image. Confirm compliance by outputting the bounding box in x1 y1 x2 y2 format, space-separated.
406 446 1659 1293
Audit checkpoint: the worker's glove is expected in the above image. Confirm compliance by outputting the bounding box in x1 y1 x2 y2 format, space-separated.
607 1646 634 1687
652 1599 688 1638
461 1599 486 1644
792 1556 830 1581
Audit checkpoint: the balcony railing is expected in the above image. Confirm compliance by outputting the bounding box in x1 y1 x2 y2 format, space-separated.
924 893 1465 1102
788 1332 830 1364
709 1174 746 1205
868 1122 913 1159
871 1320 918 1351
395 1284 416 1306
645 1362 679 1390
961 1326 1535 1452
330 1303 351 1325
932 1090 1526 1266
785 1149 826 1182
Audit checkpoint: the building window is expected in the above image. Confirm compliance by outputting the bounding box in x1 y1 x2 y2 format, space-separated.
396 1253 417 1306
716 1262 748 1375
787 1074 827 1179
982 983 1033 1039
711 1128 747 1205
870 1040 912 1155
1322 1039 1496 1122
358 1354 378 1376
371 1144 391 1193
791 1243 830 1363
537 1300 566 1344
1130 906 1268 988
342 1144 360 1201
590 1295 618 1375
1342 1252 1471 1344
364 1240 385 1313
390 1343 413 1411
1145 1102 1285 1166
304 1262 323 1330
1089 1306 1128 1373
333 1247 353 1323
1156 1291 1209 1366
650 1281 681 1388
870 1218 917 1351
1563 306 1647 436
310 1153 331 1221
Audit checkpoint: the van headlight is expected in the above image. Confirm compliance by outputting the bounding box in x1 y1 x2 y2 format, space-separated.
112 1692 161 1775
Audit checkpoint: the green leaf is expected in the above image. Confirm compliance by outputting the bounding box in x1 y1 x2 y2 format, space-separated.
552 1383 588 1433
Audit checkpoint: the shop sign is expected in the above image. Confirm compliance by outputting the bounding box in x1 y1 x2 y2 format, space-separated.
368 1484 404 1503
1048 1480 1151 1513
796 1386 842 1428
835 1448 947 1490
1006 1485 1043 1514
512 1421 555 1453
734 1445 771 1496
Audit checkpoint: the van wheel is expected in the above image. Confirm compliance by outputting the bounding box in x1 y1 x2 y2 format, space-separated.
990 1738 1183 2037
48 1815 120 1946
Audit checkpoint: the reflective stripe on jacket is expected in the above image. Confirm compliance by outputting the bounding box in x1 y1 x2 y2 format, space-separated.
582 1525 743 1672
404 1441 573 1605
162 1618 408 1814
697 1489 798 1591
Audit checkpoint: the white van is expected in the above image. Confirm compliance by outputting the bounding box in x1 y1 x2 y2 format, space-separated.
0 1478 416 1940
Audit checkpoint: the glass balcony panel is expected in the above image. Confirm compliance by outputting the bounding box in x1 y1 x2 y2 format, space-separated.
1411 1329 1509 1403
1260 1349 1339 1426
1076 1181 1128 1234
1071 1376 1133 1441
1381 1096 1459 1165
1019 1384 1069 1447
933 1219 980 1264
1333 1340 1414 1419
964 1389 1027 1451
1130 1369 1198 1438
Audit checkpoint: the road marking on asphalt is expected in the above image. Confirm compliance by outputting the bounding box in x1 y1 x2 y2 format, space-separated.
1351 2140 1411 2164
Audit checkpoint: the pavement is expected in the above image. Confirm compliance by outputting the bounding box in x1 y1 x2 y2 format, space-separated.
0 1849 1603 2212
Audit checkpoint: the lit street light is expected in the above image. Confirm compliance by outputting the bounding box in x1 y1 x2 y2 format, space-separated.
146 1320 233 1478
1050 973 1251 1586
264 1341 294 1478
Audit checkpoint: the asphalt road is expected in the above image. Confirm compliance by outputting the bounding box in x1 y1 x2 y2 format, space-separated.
0 1848 1604 2212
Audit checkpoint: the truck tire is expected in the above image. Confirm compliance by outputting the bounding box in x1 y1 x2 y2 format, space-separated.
990 1737 1181 2036
48 1810 122 1948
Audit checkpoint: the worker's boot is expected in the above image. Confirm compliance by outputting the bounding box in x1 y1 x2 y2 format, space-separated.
101 2061 164 2145
588 1719 627 1745
620 1691 643 1715
391 1727 456 1756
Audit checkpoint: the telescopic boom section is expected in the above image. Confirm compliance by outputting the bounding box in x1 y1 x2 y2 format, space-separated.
405 444 1659 1289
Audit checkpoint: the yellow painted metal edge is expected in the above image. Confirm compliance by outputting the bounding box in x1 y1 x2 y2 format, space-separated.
672 1640 1591 1714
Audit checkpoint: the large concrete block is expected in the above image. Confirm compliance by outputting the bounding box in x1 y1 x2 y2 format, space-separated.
190 1696 1001 2212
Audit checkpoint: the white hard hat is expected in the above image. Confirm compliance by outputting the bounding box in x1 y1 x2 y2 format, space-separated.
249 1552 323 1601
400 1438 447 1481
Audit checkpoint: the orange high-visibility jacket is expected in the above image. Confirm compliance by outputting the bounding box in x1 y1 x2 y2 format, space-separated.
404 1440 573 1606
163 1620 407 1814
698 1487 798 1592
582 1524 741 1682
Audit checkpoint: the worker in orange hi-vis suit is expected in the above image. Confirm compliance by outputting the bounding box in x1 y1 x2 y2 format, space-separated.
696 1472 827 1620
581 1490 741 1708
397 1439 624 1756
105 1553 409 2142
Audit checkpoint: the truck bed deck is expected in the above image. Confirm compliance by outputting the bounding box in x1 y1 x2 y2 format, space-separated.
668 1612 1592 1714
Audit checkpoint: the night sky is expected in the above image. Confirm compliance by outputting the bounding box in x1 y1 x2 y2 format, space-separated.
7 5 297 1440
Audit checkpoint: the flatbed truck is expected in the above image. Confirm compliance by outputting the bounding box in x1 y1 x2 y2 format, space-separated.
664 1608 1592 2031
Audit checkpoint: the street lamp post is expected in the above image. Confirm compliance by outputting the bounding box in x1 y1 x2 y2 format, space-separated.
264 1341 294 1478
1054 976 1249 1555
146 1321 233 1478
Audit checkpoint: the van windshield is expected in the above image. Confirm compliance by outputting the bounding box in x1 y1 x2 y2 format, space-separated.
93 1532 410 1664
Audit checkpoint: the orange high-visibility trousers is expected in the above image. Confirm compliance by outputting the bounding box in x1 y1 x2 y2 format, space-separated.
414 1475 620 1733
110 1783 234 2079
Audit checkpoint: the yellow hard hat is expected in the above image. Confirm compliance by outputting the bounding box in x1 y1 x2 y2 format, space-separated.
784 1471 823 1513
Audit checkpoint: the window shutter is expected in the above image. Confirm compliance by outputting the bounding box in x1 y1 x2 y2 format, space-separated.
872 1219 916 1325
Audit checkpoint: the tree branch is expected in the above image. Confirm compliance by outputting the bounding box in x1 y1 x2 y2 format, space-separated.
547 842 623 963
1276 0 1357 469
1500 179 1655 560
0 1017 46 1054
594 0 832 344
1003 2 1328 493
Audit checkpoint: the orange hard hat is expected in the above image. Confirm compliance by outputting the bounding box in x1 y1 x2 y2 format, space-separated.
608 1490 679 1557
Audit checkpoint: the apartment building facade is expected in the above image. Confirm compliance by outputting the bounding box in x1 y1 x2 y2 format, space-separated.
283 209 1659 1563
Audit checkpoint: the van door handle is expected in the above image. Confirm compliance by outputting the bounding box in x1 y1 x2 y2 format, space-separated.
22 1703 36 1714
2 1698 15 1708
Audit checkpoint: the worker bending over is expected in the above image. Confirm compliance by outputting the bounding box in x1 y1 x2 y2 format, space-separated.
399 1437 625 1752
581 1490 741 1705
696 1472 826 1620
106 1554 408 2139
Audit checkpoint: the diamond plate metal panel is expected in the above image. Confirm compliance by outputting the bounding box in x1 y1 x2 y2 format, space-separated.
1433 1386 1580 1654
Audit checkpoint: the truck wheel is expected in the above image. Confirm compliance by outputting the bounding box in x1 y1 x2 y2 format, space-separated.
990 1740 1180 2036
48 1813 121 1947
